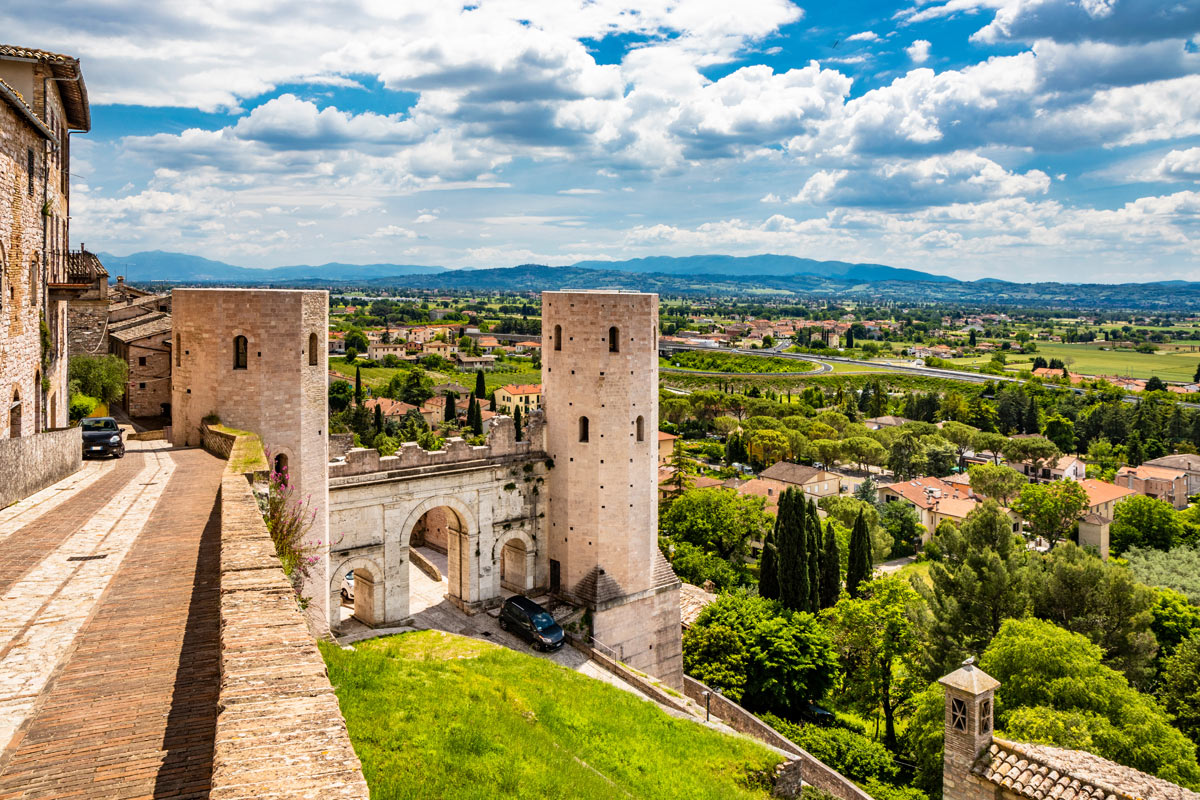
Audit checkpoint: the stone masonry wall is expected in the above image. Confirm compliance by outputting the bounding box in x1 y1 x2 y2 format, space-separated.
213 433 368 800
0 93 47 439
66 297 107 358
0 425 81 508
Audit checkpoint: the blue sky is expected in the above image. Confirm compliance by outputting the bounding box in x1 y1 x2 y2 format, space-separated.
6 0 1200 281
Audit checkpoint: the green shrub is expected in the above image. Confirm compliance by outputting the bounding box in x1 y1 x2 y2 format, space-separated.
69 393 99 422
762 714 898 784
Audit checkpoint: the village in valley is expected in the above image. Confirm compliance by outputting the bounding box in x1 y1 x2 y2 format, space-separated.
3 3 1200 799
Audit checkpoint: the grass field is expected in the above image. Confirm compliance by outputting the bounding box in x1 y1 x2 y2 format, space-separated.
999 341 1200 382
320 630 781 800
329 358 541 393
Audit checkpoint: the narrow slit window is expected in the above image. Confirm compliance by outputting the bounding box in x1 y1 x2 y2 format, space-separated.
554 324 562 351
636 415 644 442
308 332 319 366
608 326 619 353
579 416 589 443
233 335 248 370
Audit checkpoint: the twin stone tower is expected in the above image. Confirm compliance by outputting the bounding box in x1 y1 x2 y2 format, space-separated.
172 288 682 688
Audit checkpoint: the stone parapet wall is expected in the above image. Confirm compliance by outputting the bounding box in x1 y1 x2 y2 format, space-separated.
212 433 368 800
202 424 237 459
329 413 544 481
0 426 81 508
681 675 875 800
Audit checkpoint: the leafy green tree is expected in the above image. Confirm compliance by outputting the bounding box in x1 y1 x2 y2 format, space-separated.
1147 376 1167 392
344 328 370 353
68 355 128 405
683 593 838 717
666 541 748 592
371 432 399 456
880 500 924 555
888 430 924 481
1032 542 1158 686
1011 479 1089 548
663 439 695 505
659 487 770 562
845 511 873 599
819 521 841 609
971 430 1008 463
1150 587 1200 657
921 440 958 478
939 421 977 468
822 576 924 748
901 683 948 797
748 429 791 470
919 500 1035 675
328 379 353 413
1125 545 1200 603
1162 635 1200 746
981 618 1200 790
1044 415 1077 453
1002 435 1060 478
820 495 891 564
854 475 879 505
1111 495 1182 554
967 463 1027 504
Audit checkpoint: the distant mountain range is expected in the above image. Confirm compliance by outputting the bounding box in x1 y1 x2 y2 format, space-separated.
97 250 954 285
94 250 1200 309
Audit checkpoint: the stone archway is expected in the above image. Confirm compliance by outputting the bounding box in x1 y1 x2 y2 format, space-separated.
329 555 387 628
493 529 536 595
399 496 477 612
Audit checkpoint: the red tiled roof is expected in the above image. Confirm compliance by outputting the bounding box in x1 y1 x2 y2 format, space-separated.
500 384 542 395
1080 478 1136 507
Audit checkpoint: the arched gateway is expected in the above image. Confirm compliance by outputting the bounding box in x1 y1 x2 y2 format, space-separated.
325 416 548 630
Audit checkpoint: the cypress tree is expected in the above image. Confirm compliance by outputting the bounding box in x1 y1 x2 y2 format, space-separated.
1023 397 1039 434
475 369 486 400
374 404 383 435
846 509 873 599
443 391 456 423
354 366 363 405
513 405 523 441
759 529 780 600
466 393 476 430
471 394 484 436
818 520 840 609
779 489 809 612
806 499 821 613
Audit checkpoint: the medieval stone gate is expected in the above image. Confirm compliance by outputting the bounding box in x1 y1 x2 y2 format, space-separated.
325 418 549 630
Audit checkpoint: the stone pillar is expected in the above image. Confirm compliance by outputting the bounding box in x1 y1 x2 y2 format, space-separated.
939 658 1000 800
1078 515 1110 560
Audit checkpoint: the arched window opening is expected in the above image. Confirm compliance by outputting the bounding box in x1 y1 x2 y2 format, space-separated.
233 335 248 370
608 326 619 353
554 324 562 351
9 390 21 438
308 332 319 366
273 453 289 485
579 416 589 443
175 333 181 367
636 415 644 442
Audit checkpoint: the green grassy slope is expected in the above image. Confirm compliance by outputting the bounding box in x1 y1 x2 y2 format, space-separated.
320 630 782 800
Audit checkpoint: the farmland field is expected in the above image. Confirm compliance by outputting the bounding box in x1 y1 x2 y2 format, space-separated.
999 341 1200 382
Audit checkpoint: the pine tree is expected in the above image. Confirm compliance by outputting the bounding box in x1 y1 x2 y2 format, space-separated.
513 405 523 441
354 366 363 406
818 521 840 609
475 369 486 401
759 530 780 600
806 499 821 613
443 391 456 423
846 509 873 599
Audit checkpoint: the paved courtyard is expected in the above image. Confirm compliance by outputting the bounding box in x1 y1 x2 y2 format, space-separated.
0 440 225 800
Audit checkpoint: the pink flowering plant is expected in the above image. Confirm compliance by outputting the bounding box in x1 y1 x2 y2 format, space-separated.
260 447 321 594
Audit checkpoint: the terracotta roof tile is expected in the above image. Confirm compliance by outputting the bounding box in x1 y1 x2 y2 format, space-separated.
974 738 1200 800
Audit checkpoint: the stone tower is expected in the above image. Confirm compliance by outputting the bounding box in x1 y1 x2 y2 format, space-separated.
939 658 999 800
171 288 330 628
542 290 682 688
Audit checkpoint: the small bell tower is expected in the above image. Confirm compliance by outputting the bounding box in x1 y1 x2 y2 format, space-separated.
939 657 999 800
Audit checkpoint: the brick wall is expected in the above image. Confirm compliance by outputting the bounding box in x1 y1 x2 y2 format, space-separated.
212 431 368 800
0 425 81 507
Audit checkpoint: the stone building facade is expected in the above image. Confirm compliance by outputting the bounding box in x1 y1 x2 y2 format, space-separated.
542 290 683 688
64 249 109 358
108 312 172 418
0 45 89 438
171 289 330 623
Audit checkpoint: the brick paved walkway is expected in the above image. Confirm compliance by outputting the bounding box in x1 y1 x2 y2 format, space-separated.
0 444 226 800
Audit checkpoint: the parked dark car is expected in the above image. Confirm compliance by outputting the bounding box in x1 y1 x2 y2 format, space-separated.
498 595 564 651
81 417 125 459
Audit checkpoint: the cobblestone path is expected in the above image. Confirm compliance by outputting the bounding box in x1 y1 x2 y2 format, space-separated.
0 442 225 799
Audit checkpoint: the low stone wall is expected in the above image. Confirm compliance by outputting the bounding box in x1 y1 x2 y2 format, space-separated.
127 429 166 441
682 676 875 800
0 427 81 509
569 637 694 717
202 424 237 459
329 413 545 480
410 548 442 582
211 433 369 800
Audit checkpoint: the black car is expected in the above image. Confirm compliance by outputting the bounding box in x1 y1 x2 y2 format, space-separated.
81 417 125 458
498 596 564 651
